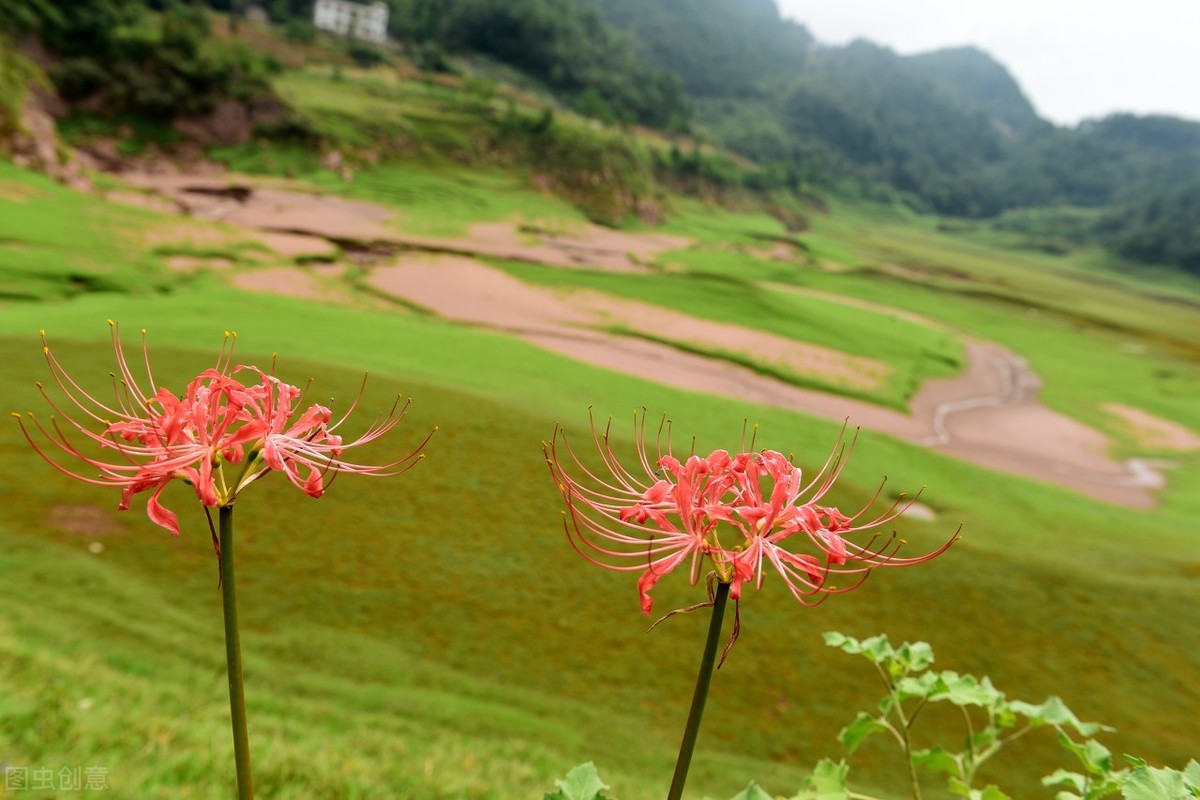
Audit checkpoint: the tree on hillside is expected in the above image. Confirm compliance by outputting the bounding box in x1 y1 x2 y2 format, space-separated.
389 0 689 129
1102 180 1200 275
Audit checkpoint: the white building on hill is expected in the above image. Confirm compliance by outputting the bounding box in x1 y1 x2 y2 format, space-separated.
313 0 388 44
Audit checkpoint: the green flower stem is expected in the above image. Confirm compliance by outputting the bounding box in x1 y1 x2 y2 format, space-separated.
667 580 731 800
220 505 254 800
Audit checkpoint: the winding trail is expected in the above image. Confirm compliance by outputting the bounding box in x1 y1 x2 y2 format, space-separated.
364 256 1164 508
117 172 1193 508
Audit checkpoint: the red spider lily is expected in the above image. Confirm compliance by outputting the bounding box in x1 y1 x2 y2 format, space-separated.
546 411 957 615
14 323 434 535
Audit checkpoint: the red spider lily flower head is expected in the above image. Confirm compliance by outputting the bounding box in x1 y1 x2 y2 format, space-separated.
545 410 958 616
13 323 435 535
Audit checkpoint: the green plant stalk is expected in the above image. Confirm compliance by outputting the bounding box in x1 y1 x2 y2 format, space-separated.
667 580 731 800
220 505 254 800
890 687 923 800
874 663 923 800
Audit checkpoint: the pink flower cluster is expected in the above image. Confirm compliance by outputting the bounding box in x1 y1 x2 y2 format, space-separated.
14 323 431 534
546 412 956 614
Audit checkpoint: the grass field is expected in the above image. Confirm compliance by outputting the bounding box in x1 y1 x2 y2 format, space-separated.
2 66 1199 799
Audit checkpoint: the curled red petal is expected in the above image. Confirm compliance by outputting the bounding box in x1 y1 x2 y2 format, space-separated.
146 484 180 536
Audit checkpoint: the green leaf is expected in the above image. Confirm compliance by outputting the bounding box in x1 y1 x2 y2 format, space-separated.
545 763 612 800
1122 764 1194 800
837 712 889 753
934 672 1004 708
1185 761 1200 790
1043 769 1087 793
948 777 974 797
823 632 897 664
897 671 940 700
913 746 961 777
898 640 935 671
861 634 896 664
949 781 1013 800
1012 697 1108 736
728 782 774 800
969 727 1000 753
1059 733 1115 775
1090 778 1131 800
789 759 850 800
823 631 852 650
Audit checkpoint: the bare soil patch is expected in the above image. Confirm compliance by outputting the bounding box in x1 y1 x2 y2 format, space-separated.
232 266 349 303
369 255 889 392
369 255 1159 507
467 222 689 271
122 172 688 271
106 190 182 214
50 504 124 536
1104 403 1200 451
574 290 889 392
110 169 1168 507
254 231 340 259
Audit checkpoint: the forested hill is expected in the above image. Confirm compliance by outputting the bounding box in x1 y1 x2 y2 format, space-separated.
2 0 1199 275
387 0 1200 273
577 0 1200 274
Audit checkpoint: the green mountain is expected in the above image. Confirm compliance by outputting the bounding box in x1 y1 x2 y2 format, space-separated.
580 0 1200 273
906 46 1045 138
4 0 1200 275
576 0 815 98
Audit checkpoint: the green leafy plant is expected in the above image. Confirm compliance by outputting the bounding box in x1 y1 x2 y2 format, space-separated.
544 763 614 800
823 631 1105 799
544 633 1196 800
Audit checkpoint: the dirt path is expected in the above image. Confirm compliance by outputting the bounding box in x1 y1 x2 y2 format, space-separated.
117 171 1194 507
366 255 1165 507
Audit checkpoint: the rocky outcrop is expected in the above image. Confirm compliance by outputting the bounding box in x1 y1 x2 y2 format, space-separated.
1 40 89 188
3 85 90 189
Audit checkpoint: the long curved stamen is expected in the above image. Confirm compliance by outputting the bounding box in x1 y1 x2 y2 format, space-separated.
547 415 957 616
19 327 432 534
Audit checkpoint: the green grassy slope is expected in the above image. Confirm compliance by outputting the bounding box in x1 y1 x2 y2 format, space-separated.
0 288 1196 800
2 93 1199 800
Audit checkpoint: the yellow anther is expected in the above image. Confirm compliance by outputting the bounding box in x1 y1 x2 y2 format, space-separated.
106 319 114 326
10 412 21 418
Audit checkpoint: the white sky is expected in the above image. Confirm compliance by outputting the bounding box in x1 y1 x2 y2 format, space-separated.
775 0 1200 126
